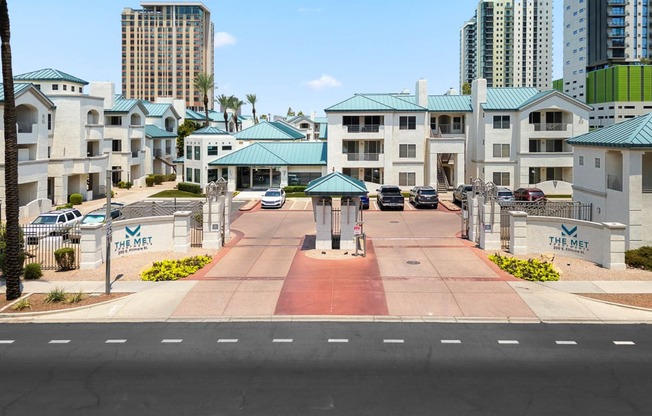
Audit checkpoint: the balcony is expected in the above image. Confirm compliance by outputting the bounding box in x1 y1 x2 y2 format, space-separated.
607 174 623 192
346 153 381 161
17 122 38 144
344 124 383 134
531 123 568 132
85 124 104 141
431 125 465 136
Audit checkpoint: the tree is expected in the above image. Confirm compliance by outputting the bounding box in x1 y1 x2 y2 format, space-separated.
297 110 304 117
231 98 245 132
193 72 214 127
1 0 21 300
462 82 472 95
246 93 258 124
287 107 295 117
260 114 268 121
176 119 200 157
217 94 235 132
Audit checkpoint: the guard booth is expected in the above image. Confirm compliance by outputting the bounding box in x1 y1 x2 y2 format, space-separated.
304 171 368 251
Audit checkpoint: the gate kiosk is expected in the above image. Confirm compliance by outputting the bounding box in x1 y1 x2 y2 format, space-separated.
304 171 368 251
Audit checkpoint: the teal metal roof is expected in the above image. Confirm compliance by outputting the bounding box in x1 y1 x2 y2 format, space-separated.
325 94 426 112
427 95 472 112
567 113 652 148
305 171 368 196
209 142 326 166
107 97 148 114
145 124 177 139
191 126 229 135
319 123 328 139
185 109 205 120
141 101 171 117
233 121 305 140
0 83 56 107
173 156 185 163
13 68 88 85
482 88 541 110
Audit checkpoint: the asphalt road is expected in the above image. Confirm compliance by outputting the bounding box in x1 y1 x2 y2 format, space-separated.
1 323 651 415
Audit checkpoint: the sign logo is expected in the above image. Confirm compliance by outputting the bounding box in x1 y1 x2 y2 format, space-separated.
561 224 577 238
115 224 153 255
125 225 141 238
549 224 589 254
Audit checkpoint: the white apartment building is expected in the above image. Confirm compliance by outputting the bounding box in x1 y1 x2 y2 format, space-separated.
182 127 237 190
142 100 180 175
460 16 477 91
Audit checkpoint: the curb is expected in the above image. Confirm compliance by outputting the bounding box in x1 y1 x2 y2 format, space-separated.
239 200 260 211
0 292 134 318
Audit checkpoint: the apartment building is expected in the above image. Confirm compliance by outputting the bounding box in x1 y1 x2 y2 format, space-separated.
461 0 553 89
460 15 477 91
121 1 215 111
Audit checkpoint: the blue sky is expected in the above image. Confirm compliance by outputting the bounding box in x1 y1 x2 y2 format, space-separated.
9 0 563 117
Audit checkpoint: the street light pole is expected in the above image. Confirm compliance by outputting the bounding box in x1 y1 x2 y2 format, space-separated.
105 169 112 295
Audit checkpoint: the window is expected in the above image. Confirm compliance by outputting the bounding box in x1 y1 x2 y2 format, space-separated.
399 172 416 186
186 145 192 159
112 140 122 152
207 146 218 156
399 144 416 158
579 156 584 166
493 144 510 157
109 116 122 126
52 84 59 91
399 116 416 130
222 145 232 151
63 85 67 91
493 115 510 129
492 172 510 186
595 158 601 168
186 167 192 182
299 123 310 129
47 114 52 130
194 168 201 183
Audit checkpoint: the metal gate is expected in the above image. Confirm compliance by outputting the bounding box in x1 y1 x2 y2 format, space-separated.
16 224 81 270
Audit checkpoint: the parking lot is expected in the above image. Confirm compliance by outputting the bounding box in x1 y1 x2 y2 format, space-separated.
272 198 440 211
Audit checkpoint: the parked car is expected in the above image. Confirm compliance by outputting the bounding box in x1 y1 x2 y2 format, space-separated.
359 193 369 210
409 186 439 208
496 187 515 202
261 188 286 208
376 185 405 210
452 184 474 204
69 204 125 243
23 208 83 245
514 187 546 201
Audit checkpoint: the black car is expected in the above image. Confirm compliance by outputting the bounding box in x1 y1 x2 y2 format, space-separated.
409 186 439 208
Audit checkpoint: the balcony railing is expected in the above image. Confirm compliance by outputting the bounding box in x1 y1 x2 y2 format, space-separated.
345 153 381 161
17 122 33 133
432 124 465 135
531 123 567 132
607 175 623 191
344 124 381 133
154 149 163 158
131 151 140 158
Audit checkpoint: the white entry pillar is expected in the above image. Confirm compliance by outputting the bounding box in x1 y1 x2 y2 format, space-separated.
340 197 357 250
313 196 332 250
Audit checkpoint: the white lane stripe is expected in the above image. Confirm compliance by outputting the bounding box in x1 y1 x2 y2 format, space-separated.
0 340 15 344
498 340 519 345
613 341 635 345
273 339 293 343
328 339 349 343
105 339 127 344
383 339 404 344
217 339 238 343
441 339 462 344
555 340 577 345
161 339 183 343
49 340 70 344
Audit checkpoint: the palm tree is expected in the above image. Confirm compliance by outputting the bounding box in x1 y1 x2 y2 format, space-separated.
193 72 214 127
1 0 22 300
246 94 258 124
216 94 234 132
231 98 245 132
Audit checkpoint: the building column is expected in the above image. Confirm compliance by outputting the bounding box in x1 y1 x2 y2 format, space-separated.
624 150 644 249
509 211 528 255
602 222 626 270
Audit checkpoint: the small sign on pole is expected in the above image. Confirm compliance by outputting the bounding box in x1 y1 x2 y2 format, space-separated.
106 222 112 243
353 224 362 236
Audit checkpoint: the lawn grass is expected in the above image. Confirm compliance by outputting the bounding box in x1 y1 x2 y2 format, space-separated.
148 190 205 198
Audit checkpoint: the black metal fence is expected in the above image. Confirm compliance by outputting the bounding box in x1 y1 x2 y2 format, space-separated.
1 224 81 271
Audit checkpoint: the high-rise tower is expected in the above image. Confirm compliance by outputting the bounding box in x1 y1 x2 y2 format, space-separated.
121 2 215 111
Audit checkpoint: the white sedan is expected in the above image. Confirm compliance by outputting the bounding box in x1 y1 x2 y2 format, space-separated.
261 188 286 208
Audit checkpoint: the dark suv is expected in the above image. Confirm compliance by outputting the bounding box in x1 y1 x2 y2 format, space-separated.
514 187 546 201
409 186 439 209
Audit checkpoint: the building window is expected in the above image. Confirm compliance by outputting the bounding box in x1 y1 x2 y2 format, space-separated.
595 158 601 168
194 146 201 160
194 168 201 183
186 145 192 159
47 114 52 130
493 115 510 129
300 123 310 129
112 140 122 152
186 167 192 182
399 172 416 186
399 116 416 130
399 144 416 158
207 146 218 156
63 85 67 91
222 145 232 151
493 172 510 186
492 144 510 157
579 156 584 166
52 84 59 91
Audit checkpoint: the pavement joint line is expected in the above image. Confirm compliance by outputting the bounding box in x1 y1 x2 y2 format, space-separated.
217 339 238 343
272 338 293 343
497 340 519 345
161 339 183 343
105 339 127 344
383 339 404 344
613 341 635 345
555 340 578 345
0 340 15 344
441 339 462 344
49 340 70 344
328 338 349 343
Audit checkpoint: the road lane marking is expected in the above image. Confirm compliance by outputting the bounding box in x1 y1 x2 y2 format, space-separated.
105 339 127 344
441 340 462 344
161 339 183 343
217 339 238 343
555 341 577 345
49 340 70 344
383 339 404 344
0 340 15 344
498 340 519 345
328 339 349 343
273 339 293 343
613 341 635 345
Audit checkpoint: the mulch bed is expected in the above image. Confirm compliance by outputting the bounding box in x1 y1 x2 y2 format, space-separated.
581 293 652 310
0 293 128 313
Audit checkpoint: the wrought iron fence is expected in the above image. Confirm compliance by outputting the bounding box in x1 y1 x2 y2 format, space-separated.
5 223 82 271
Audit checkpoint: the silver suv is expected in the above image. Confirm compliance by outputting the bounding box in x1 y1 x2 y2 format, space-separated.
69 203 124 243
23 208 83 245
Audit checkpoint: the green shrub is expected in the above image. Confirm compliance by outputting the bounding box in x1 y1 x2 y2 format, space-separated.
118 181 126 189
145 177 155 187
69 193 83 205
177 182 202 194
165 173 177 182
45 287 67 303
153 174 164 185
141 255 212 282
54 247 75 271
67 290 84 304
12 298 31 311
488 253 559 282
283 186 306 193
125 181 133 190
625 246 652 271
24 263 43 280
56 203 73 210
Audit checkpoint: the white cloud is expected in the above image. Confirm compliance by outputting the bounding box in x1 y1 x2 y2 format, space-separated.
215 32 236 48
305 74 341 90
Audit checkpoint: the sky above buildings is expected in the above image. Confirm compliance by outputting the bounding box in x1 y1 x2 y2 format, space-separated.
9 0 563 117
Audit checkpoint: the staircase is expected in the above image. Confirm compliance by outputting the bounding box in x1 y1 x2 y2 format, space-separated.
436 154 450 192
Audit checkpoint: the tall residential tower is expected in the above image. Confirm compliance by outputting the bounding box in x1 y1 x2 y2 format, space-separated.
121 1 215 111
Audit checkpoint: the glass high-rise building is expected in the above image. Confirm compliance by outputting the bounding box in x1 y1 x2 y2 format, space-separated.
121 1 215 111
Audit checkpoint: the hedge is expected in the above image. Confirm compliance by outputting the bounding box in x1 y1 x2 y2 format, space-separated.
177 182 202 194
69 193 83 205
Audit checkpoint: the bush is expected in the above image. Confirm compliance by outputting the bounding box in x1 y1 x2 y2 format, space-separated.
625 246 652 271
488 253 559 282
56 203 73 210
12 298 31 311
145 177 155 187
54 247 75 271
153 174 164 185
165 173 177 182
69 193 83 205
45 287 67 303
67 290 84 304
141 255 212 282
283 186 306 193
118 181 126 189
24 263 43 280
177 182 202 194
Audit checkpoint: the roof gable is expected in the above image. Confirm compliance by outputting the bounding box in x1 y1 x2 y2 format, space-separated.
191 126 229 135
567 113 652 148
305 171 368 196
145 124 177 138
209 142 326 166
233 121 305 140
14 68 88 85
325 93 426 112
0 83 56 108
107 97 149 114
141 101 179 118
